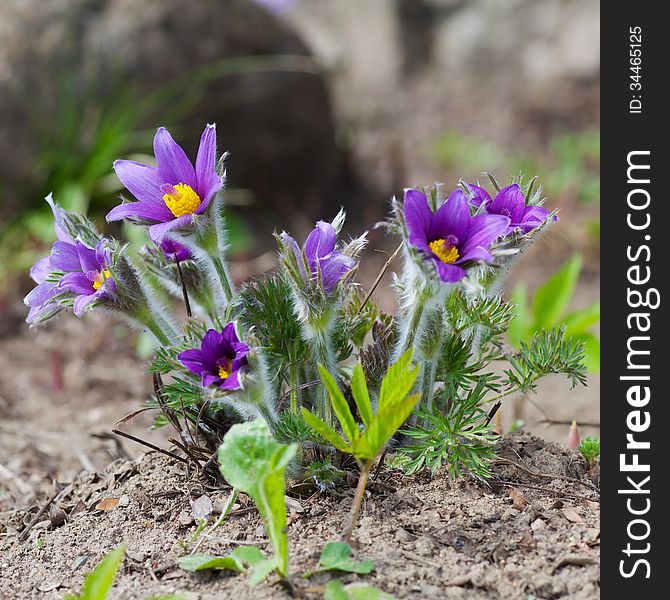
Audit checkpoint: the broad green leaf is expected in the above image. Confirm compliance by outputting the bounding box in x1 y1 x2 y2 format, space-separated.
178 553 245 573
507 282 529 346
248 557 279 586
218 421 297 579
350 362 373 428
65 545 125 600
532 255 582 329
362 393 421 458
231 545 266 567
301 408 350 453
304 541 375 577
325 580 396 600
318 363 358 442
563 302 600 337
378 349 419 411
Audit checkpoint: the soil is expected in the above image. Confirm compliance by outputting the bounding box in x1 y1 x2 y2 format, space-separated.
1 417 599 600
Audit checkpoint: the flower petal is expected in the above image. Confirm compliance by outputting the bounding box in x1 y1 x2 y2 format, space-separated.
221 322 240 346
467 184 492 208
489 184 525 223
113 160 164 204
202 373 222 387
30 256 52 283
106 199 173 223
153 127 196 188
518 205 552 232
404 189 432 252
220 369 242 390
457 245 493 264
73 293 97 316
177 349 207 375
25 282 58 309
76 241 100 273
429 189 471 243
319 252 355 293
59 272 94 296
195 124 222 201
50 241 81 272
304 221 337 264
148 214 195 242
201 329 224 364
433 260 466 283
460 214 510 257
280 232 307 280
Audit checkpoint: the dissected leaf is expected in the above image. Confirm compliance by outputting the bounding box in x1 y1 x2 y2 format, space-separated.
377 349 419 411
350 362 373 428
318 363 357 442
304 541 374 577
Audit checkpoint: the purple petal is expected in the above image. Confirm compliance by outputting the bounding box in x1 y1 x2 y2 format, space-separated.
59 272 94 296
46 194 73 242
148 214 195 242
160 238 192 261
319 253 356 293
73 293 97 316
50 241 81 272
201 329 224 364
30 256 52 283
460 214 510 257
404 189 432 252
177 349 207 375
153 127 196 189
429 189 471 243
113 160 164 204
220 369 242 390
76 241 101 273
202 373 221 387
221 323 240 346
107 199 173 223
518 205 551 233
304 222 337 264
457 245 493 264
433 260 466 283
489 185 525 223
25 282 58 309
280 232 307 280
467 184 492 208
195 124 222 202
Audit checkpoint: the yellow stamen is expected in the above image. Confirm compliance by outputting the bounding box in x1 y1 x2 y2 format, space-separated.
93 269 111 291
429 239 460 264
163 183 202 218
218 360 232 380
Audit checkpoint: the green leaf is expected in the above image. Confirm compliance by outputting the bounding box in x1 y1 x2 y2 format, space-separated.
361 392 421 459
325 580 396 600
231 545 266 567
247 557 279 587
301 408 350 453
178 553 245 573
318 363 358 442
66 545 125 600
507 282 529 346
532 255 582 329
573 333 600 372
304 541 375 577
378 349 419 411
218 421 297 579
563 302 600 337
350 362 373 428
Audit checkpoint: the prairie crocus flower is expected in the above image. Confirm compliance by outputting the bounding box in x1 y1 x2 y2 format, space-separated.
57 241 116 316
160 238 191 262
404 188 510 283
280 221 356 293
107 124 222 241
468 183 553 234
178 324 250 390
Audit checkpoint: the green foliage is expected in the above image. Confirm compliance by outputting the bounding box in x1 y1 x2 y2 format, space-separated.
399 381 498 479
303 542 375 577
508 255 600 372
65 546 125 600
218 421 297 581
178 546 267 579
578 436 601 465
324 581 395 600
302 352 421 462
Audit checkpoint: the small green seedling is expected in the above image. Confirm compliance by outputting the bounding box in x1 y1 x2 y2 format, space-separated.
65 545 125 600
302 350 420 541
303 541 374 578
218 420 297 585
578 436 600 466
178 546 269 582
324 580 396 600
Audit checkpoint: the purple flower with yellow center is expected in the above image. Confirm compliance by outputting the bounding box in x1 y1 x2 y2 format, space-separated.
56 240 116 316
177 324 249 390
404 188 510 283
280 221 356 293
160 238 192 262
107 124 222 241
468 183 553 234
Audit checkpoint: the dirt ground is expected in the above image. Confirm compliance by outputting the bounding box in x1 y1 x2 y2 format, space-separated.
1 427 599 600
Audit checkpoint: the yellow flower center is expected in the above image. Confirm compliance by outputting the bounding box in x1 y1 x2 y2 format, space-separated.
217 359 232 380
92 269 111 291
163 183 202 218
429 239 460 264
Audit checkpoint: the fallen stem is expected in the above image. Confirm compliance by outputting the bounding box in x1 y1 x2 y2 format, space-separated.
112 429 189 464
342 460 371 543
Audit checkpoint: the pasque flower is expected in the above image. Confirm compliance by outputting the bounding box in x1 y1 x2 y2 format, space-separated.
178 324 250 390
107 124 222 241
404 188 510 283
280 221 356 293
159 238 192 262
468 183 553 234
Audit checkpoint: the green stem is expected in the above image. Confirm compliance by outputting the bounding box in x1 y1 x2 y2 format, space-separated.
210 254 234 305
289 361 299 413
394 296 426 361
421 359 437 413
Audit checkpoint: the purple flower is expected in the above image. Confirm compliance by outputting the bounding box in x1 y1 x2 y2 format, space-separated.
57 240 116 316
107 124 222 241
160 238 192 262
280 221 356 293
468 183 553 234
178 324 250 390
404 188 510 283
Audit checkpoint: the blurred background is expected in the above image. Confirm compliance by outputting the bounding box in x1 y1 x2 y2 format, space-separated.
0 0 599 489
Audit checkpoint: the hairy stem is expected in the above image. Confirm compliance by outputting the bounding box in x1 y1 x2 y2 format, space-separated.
342 460 371 543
